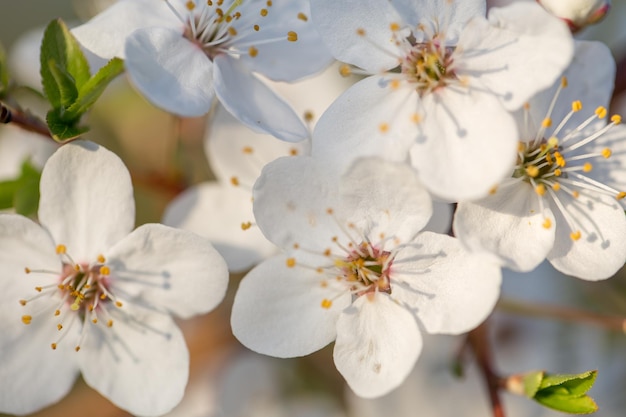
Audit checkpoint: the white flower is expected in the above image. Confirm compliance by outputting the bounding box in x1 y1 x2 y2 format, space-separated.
231 156 501 397
310 0 574 200
454 41 626 280
72 0 333 142
538 0 611 31
0 141 229 416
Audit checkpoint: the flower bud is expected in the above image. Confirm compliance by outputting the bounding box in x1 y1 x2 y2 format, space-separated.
538 0 611 32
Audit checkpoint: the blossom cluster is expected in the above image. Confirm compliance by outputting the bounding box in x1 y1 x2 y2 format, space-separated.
0 0 624 415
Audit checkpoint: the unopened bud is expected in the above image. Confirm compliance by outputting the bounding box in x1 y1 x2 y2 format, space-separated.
538 0 611 32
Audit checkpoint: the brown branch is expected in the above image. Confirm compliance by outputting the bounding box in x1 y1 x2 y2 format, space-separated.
468 321 507 417
0 101 52 138
497 298 626 332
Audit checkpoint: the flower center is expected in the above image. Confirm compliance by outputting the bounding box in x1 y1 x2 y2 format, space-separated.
335 242 392 297
400 40 455 94
19 244 122 351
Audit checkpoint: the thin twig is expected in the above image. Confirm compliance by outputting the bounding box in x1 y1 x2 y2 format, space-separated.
0 101 52 138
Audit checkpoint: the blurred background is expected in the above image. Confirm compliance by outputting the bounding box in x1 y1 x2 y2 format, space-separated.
2 1 626 416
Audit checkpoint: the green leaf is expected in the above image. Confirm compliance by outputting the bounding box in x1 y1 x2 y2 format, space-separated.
0 179 20 210
40 19 90 108
0 42 8 96
534 392 598 414
0 160 42 215
47 59 79 109
539 371 597 396
522 370 543 398
65 57 124 120
46 109 89 142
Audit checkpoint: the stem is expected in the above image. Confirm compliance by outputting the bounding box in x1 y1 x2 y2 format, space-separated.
0 101 52 139
467 321 507 417
497 298 626 332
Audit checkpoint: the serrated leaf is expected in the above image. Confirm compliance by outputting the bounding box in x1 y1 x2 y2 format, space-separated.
47 59 79 109
534 392 598 414
522 370 543 398
0 42 8 96
40 19 90 108
65 57 124 120
539 371 597 396
46 109 89 142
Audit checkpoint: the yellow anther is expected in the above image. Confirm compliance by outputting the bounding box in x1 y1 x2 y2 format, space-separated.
248 46 258 57
293 243 300 249
572 100 582 112
321 299 332 309
323 248 332 257
389 79 400 90
57 324 63 331
260 8 268 16
228 27 238 36
35 286 42 292
286 258 296 268
230 176 240 186
316 267 324 274
303 111 314 123
253 24 260 31
74 264 80 271
356 28 366 36
617 192 626 200
75 346 81 352
542 218 552 229
570 230 582 241
56 244 67 254
535 184 546 196
554 152 566 167
525 165 539 178
339 64 352 77
541 118 552 128
547 136 559 149
326 208 334 215
517 142 526 152
99 265 110 276
107 320 113 327
92 318 98 324
22 315 32 324
379 123 389 133
115 301 123 308
572 191 580 198
24 267 31 274
595 106 607 119
410 113 421 124
297 12 308 21
242 146 254 154
583 162 593 172
611 114 622 124
489 186 498 195
390 22 400 31
554 168 562 177
97 254 106 264
602 148 612 158
552 182 561 191
523 102 530 110
560 76 568 87
71 300 81 311
51 343 57 350
287 31 298 42
19 299 27 306
185 0 195 10
54 309 60 316
241 222 252 230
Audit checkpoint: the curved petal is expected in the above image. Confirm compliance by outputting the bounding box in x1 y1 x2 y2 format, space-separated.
231 256 350 357
237 0 333 81
392 232 502 334
125 27 215 117
547 194 626 280
310 0 403 72
38 141 135 263
334 293 422 398
456 2 574 111
391 0 485 42
410 86 518 201
252 156 342 252
72 0 181 59
339 158 432 245
312 76 418 177
0 303 79 415
453 181 556 272
214 56 308 142
162 183 277 272
105 223 228 319
79 306 189 416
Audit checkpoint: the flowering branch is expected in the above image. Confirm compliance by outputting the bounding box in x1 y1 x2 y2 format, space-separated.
497 298 626 332
0 101 52 139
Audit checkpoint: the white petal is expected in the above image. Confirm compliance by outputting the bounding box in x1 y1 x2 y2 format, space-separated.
410 86 518 201
38 141 135 263
456 2 574 110
454 181 556 272
339 158 432 244
214 56 309 142
334 293 422 398
72 0 180 59
392 232 502 334
252 156 341 252
391 0 485 42
312 76 418 177
0 304 79 415
424 201 454 234
237 0 333 81
79 306 189 416
310 0 403 72
105 223 228 319
231 256 350 357
548 194 626 280
162 183 277 272
125 27 215 117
